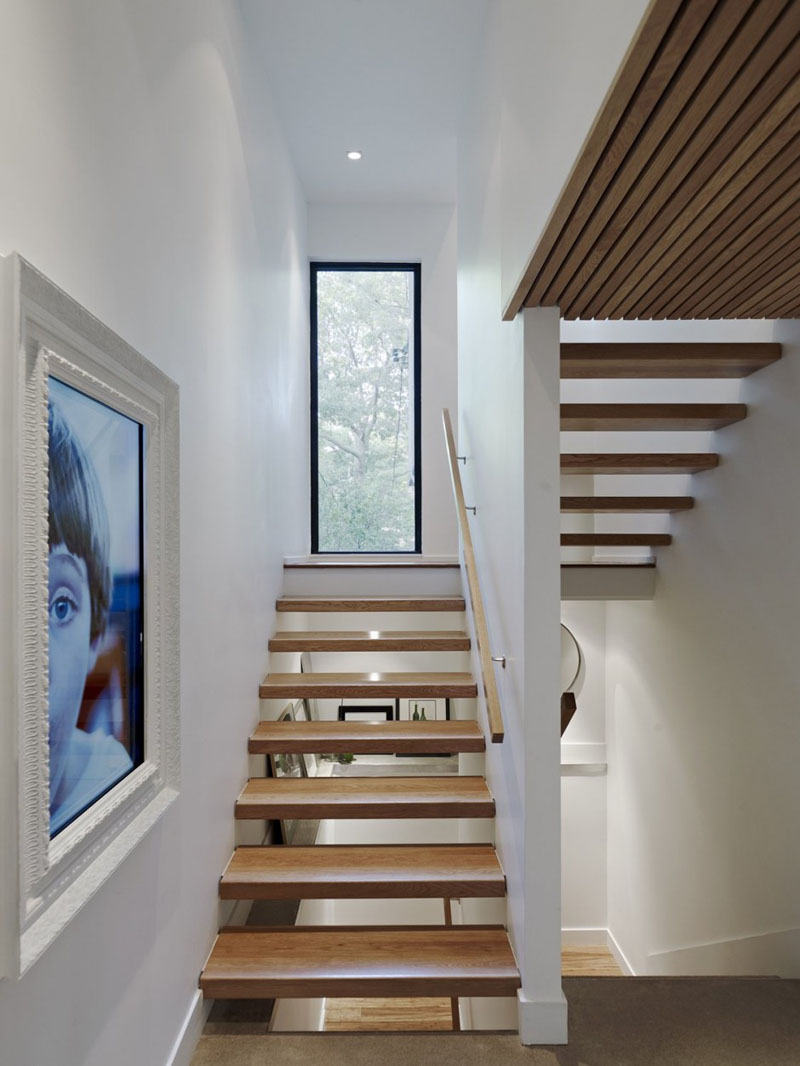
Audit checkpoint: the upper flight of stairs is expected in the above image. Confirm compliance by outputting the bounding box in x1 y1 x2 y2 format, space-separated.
200 582 521 1010
561 341 782 566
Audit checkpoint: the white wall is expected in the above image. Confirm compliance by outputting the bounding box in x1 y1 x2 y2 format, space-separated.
561 602 607 938
499 0 649 309
0 3 307 1064
307 203 459 557
563 318 800 978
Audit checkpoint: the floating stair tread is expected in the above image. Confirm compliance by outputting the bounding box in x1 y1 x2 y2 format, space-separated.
260 672 478 699
561 453 719 474
276 597 466 613
561 562 656 569
235 776 495 820
220 844 505 899
269 630 470 652
560 342 781 378
562 533 672 547
561 404 746 431
200 926 520 998
561 496 693 513
250 719 485 755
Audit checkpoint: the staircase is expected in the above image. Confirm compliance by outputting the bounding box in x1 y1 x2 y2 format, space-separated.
561 340 781 564
199 577 520 1020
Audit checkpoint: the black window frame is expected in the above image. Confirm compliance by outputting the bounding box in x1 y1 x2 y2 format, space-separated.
310 261 422 555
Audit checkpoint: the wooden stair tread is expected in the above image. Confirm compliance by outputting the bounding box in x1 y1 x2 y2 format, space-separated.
276 597 466 613
235 776 495 820
260 672 478 699
560 342 781 378
561 562 655 569
562 533 672 547
269 630 470 652
561 453 719 474
561 496 693 513
200 927 520 998
250 719 485 755
561 404 746 431
220 844 505 899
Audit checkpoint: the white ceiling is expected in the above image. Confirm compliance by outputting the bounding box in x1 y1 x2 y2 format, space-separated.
237 0 489 203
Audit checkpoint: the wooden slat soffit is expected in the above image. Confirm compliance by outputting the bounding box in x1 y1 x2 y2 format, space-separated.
505 0 800 321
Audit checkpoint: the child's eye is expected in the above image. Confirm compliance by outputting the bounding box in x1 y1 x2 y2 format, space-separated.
49 591 78 625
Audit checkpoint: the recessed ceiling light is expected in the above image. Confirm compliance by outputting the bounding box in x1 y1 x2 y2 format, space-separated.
346 150 363 161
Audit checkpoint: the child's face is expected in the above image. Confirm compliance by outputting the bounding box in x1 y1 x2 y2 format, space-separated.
48 544 99 806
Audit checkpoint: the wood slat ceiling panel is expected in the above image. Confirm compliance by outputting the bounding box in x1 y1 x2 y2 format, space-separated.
505 0 800 321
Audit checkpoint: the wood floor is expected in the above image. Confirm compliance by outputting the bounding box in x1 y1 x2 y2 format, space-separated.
321 946 623 1032
562 945 624 977
324 997 452 1032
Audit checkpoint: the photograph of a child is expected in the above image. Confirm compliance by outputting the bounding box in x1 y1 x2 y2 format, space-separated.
48 377 145 837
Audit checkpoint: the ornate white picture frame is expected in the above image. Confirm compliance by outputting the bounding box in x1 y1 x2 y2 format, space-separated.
0 255 180 977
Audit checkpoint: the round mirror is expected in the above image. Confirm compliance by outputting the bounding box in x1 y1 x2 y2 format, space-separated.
560 623 582 692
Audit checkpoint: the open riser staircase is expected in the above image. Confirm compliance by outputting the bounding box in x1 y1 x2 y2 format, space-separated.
199 340 785 1027
560 341 782 573
199 568 521 1027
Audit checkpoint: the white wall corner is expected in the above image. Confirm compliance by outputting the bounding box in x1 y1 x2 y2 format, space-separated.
606 928 635 976
165 990 209 1066
517 990 568 1045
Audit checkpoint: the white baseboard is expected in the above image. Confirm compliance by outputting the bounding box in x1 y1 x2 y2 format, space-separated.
647 926 800 977
517 991 568 1044
165 989 209 1066
606 928 635 975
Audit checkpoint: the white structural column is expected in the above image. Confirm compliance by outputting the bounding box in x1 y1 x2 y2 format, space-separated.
518 306 567 1043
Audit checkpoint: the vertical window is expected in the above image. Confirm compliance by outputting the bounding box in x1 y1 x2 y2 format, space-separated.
310 263 421 553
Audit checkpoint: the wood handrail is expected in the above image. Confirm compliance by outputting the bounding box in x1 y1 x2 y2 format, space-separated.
442 409 504 743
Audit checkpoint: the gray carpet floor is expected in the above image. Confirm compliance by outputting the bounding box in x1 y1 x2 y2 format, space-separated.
192 977 800 1066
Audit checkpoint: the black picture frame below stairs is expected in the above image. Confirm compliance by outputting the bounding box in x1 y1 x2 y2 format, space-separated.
337 704 395 722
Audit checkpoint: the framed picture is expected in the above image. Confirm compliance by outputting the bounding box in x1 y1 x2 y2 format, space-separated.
47 377 145 838
292 699 317 777
338 705 394 722
0 255 180 977
398 698 449 722
268 705 312 846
